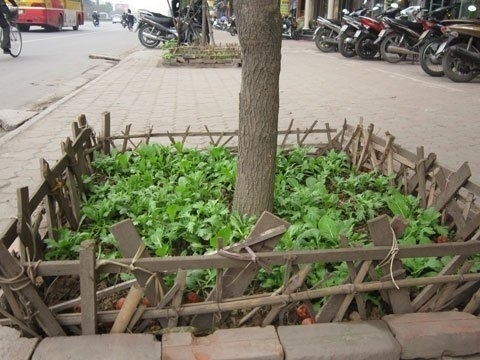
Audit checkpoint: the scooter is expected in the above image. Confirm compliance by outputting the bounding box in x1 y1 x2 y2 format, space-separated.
313 16 342 52
418 4 480 77
375 5 457 64
337 8 368 58
136 6 207 48
439 17 480 82
137 10 179 48
282 15 299 40
352 4 402 60
93 18 99 27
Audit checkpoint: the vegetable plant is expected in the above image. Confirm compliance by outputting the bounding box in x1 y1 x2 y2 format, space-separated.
45 144 460 303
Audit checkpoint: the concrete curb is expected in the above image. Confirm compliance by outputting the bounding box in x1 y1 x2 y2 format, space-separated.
2 311 479 359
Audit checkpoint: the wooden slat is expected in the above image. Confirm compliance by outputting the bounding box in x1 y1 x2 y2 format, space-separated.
79 240 97 335
62 137 87 196
110 219 167 305
262 265 311 326
16 187 41 261
337 235 367 320
332 261 370 322
407 153 436 194
433 162 471 211
167 270 187 328
434 167 467 230
356 123 373 171
367 215 413 314
0 218 18 250
191 211 289 328
29 241 480 277
411 248 472 311
416 147 427 209
463 287 480 314
0 242 65 336
41 159 78 230
101 112 111 155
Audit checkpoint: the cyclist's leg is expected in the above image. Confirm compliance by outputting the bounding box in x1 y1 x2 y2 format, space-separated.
0 6 11 51
0 5 10 49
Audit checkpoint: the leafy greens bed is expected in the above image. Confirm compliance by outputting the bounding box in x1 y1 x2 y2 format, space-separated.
46 144 456 299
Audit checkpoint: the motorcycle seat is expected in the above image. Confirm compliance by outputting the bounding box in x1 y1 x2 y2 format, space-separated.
390 19 424 33
327 19 342 26
144 14 175 27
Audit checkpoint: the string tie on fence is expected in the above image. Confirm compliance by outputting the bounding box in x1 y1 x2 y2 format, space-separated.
0 253 31 291
98 243 165 299
378 227 400 290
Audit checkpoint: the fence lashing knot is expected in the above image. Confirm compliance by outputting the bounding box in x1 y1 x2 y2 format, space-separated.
97 243 165 299
0 252 38 291
51 177 66 193
25 254 42 287
377 227 400 290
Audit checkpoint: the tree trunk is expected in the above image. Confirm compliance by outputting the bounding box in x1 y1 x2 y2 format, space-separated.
232 0 282 217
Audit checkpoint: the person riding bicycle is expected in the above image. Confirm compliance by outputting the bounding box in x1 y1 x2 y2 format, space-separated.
1 0 18 55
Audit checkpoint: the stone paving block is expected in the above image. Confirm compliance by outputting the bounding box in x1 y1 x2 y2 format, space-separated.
442 355 480 360
277 320 401 360
31 333 161 360
382 311 480 359
0 326 39 360
162 325 283 360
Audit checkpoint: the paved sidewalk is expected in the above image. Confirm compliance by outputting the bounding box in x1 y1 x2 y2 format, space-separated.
1 31 480 233
1 31 480 231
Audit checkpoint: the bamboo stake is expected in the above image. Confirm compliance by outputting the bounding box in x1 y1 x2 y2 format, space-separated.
262 265 311 326
463 287 480 314
110 284 144 333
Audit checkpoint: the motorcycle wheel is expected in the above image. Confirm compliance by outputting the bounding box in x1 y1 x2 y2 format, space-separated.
138 24 161 49
442 43 479 83
380 32 407 63
339 33 357 58
229 28 237 36
315 29 338 53
355 33 378 60
419 38 444 77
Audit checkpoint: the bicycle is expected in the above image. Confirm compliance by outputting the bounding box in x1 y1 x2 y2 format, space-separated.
0 6 22 58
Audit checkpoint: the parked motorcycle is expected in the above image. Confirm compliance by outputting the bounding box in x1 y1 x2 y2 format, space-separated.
136 3 208 48
337 8 369 58
313 16 342 52
376 4 460 64
376 7 436 63
439 20 480 82
353 4 402 60
418 5 480 77
282 15 299 40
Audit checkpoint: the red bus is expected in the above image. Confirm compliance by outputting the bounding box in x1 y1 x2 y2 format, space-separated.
16 0 84 31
